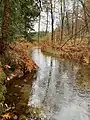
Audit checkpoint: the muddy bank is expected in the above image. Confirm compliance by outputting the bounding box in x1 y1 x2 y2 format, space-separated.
0 41 39 119
1 71 43 120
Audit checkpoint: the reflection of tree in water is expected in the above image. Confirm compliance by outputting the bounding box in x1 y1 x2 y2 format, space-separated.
76 66 90 89
58 60 73 74
42 57 53 104
58 61 67 73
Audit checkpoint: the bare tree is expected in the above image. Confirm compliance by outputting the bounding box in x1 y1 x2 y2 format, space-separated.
50 0 54 44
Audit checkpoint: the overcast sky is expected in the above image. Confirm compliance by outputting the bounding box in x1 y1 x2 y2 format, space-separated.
34 0 81 32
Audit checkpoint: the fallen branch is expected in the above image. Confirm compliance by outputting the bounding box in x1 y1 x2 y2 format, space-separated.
61 21 90 49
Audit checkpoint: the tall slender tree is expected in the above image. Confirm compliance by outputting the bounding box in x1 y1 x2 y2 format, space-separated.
50 0 54 43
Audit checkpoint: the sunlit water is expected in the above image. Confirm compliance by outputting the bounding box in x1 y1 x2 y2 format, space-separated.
28 47 90 120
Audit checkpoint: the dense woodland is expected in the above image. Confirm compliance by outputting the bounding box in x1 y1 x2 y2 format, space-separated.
0 0 90 48
36 0 90 43
0 0 41 71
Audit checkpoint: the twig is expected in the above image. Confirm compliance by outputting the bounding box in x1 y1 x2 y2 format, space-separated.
61 22 90 49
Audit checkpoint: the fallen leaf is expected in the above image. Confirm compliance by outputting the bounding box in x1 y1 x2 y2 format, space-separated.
2 112 11 119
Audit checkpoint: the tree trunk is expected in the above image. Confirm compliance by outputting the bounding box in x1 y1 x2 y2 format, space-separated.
38 14 41 43
2 0 11 41
60 0 64 44
50 0 54 44
0 0 11 62
74 1 78 45
45 0 49 35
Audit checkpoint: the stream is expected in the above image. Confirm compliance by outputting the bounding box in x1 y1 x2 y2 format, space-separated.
5 47 90 120
29 47 90 120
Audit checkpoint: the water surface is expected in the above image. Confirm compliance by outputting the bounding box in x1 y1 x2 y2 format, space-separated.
28 47 90 120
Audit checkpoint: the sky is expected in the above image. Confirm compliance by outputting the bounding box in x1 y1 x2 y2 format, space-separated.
34 0 81 32
34 0 60 32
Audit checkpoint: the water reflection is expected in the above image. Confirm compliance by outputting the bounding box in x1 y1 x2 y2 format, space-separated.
29 47 90 120
5 72 42 119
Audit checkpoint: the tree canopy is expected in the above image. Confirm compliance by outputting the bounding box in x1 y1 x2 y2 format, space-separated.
0 0 41 41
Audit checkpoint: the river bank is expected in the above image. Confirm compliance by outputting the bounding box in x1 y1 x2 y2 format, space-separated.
39 41 90 66
0 40 39 119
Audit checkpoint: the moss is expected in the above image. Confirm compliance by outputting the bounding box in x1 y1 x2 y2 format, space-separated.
0 92 5 102
0 103 4 115
0 66 6 115
0 71 6 84
0 85 6 94
19 115 27 120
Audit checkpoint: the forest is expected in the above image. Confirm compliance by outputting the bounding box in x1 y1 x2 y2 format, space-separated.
0 0 90 120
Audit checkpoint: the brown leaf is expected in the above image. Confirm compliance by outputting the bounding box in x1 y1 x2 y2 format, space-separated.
2 112 11 119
